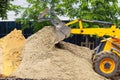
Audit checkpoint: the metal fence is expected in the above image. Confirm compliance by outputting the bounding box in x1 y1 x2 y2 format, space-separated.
0 21 33 38
0 21 100 49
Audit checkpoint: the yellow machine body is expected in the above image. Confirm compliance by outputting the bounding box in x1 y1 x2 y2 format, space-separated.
66 20 120 38
100 38 120 57
66 19 120 60
66 19 120 56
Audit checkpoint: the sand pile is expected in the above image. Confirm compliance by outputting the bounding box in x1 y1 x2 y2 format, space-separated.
58 41 92 62
0 48 2 75
11 26 108 80
0 29 25 76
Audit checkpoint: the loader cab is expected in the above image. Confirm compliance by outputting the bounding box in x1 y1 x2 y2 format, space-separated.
94 37 120 57
95 38 110 54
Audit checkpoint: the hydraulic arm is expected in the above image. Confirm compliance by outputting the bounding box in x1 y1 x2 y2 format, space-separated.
66 19 120 38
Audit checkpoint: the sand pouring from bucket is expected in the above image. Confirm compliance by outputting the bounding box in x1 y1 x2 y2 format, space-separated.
38 7 71 43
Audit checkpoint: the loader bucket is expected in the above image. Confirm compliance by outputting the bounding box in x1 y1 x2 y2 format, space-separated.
38 7 71 43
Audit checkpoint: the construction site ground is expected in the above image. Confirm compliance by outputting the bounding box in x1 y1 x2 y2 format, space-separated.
0 26 112 80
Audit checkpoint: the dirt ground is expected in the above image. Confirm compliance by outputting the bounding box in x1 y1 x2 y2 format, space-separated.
11 26 108 80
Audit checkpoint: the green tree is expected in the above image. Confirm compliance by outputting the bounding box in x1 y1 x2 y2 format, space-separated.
0 0 11 19
17 0 120 32
0 0 22 19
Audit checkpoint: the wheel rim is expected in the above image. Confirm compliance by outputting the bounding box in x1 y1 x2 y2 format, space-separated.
100 58 115 74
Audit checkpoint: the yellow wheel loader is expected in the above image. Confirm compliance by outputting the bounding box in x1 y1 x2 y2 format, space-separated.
66 20 120 79
39 8 120 79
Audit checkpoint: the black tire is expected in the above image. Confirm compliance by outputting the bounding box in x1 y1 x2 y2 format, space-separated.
93 51 120 78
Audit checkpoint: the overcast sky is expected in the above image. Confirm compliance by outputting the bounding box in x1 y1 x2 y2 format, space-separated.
1 0 120 21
